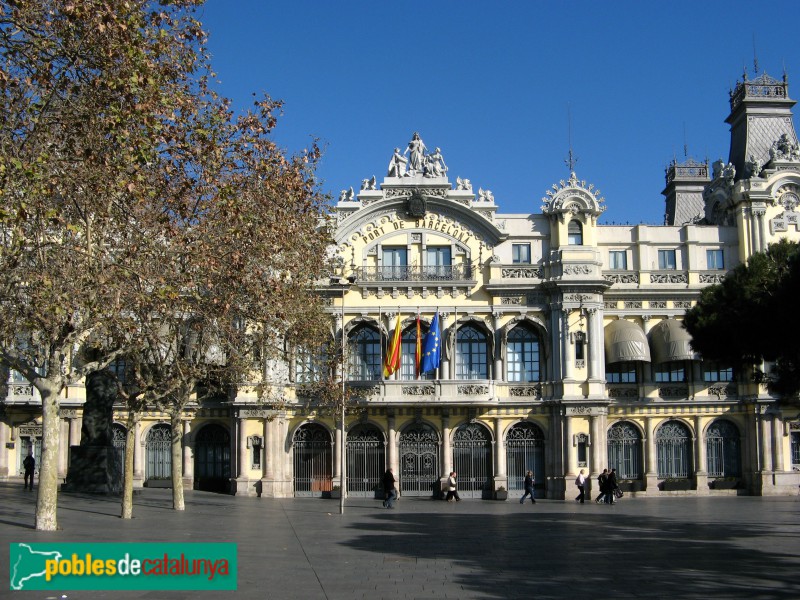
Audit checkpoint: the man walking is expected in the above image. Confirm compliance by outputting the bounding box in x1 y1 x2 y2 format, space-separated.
382 467 397 509
23 450 35 491
519 470 536 504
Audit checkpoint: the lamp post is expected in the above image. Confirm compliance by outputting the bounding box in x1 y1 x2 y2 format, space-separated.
330 274 357 515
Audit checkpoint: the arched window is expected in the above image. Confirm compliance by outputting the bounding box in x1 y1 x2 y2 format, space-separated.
568 220 583 245
506 325 541 382
456 325 488 380
400 325 433 380
655 421 692 479
295 344 329 383
348 326 381 381
706 420 740 477
607 422 642 479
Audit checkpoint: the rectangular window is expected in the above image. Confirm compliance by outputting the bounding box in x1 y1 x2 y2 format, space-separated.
382 247 408 280
512 244 531 264
609 250 628 270
658 249 677 270
425 247 452 278
655 361 686 382
606 362 637 383
707 249 724 270
703 363 733 383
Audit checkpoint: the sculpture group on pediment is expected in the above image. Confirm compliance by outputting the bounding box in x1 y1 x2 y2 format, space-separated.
339 187 355 202
478 188 494 203
360 176 377 190
456 177 472 191
387 133 449 179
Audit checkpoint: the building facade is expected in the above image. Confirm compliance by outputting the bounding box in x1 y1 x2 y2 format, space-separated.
2 71 800 499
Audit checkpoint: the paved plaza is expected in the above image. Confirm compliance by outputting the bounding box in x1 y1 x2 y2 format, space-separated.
1 483 799 599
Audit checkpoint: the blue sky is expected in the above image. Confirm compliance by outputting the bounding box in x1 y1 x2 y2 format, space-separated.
200 1 800 225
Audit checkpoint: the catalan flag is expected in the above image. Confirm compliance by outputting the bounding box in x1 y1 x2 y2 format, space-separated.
383 313 402 377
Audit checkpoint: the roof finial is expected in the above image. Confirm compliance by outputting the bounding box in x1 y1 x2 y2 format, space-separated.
564 103 578 173
753 33 759 75
683 122 688 159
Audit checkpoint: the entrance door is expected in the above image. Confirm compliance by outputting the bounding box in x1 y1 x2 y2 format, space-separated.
194 424 231 493
506 422 545 497
382 247 407 280
452 422 493 499
346 424 385 498
293 423 332 497
145 424 172 484
398 423 440 497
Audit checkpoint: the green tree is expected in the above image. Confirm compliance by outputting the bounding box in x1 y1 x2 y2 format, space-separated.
684 239 800 398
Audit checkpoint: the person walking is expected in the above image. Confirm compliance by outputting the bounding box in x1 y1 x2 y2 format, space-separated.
575 469 586 503
382 467 397 509
607 468 619 504
23 450 35 491
595 468 608 504
445 471 460 502
519 470 536 504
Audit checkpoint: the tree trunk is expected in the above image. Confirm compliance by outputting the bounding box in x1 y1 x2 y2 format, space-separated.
120 413 138 519
170 411 185 510
35 381 62 531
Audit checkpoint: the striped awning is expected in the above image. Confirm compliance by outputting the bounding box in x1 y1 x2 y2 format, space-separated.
604 320 651 364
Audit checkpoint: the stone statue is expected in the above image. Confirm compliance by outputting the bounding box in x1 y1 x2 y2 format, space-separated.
80 370 117 447
746 154 763 179
478 188 494 203
387 148 407 177
424 147 447 178
404 132 427 175
361 175 377 190
456 177 472 191
339 187 355 202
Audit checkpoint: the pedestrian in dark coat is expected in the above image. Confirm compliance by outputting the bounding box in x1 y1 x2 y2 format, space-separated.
382 467 397 509
23 451 35 491
519 470 536 504
595 468 608 503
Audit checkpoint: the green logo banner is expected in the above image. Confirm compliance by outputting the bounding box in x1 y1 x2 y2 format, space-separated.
9 542 237 591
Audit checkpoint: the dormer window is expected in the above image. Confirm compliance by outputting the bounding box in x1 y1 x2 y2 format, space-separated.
568 220 583 245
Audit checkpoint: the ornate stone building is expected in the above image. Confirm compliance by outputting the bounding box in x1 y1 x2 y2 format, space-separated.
2 71 800 499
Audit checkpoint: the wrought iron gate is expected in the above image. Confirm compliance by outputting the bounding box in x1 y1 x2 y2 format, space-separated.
145 424 172 482
452 422 493 499
506 422 545 496
112 424 126 476
293 423 332 497
399 423 440 497
346 424 385 498
607 421 642 480
194 424 232 493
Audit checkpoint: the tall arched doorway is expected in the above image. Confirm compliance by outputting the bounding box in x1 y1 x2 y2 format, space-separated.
194 424 231 493
706 419 741 477
293 423 332 497
452 422 493 499
145 424 172 486
346 423 385 498
399 422 440 497
506 422 545 496
656 420 692 479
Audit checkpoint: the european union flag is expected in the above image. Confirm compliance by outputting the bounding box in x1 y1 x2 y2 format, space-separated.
420 312 441 373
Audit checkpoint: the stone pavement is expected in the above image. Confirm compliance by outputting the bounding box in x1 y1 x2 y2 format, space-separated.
1 482 799 599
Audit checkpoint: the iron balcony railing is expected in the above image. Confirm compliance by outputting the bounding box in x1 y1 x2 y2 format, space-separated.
357 264 474 283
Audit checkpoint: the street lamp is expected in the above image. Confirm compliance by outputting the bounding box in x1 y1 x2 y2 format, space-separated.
330 274 357 515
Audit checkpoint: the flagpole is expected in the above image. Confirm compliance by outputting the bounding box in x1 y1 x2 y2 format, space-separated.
379 306 382 380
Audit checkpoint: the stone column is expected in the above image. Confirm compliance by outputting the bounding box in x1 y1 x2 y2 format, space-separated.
493 416 506 492
133 421 144 482
69 417 81 448
694 415 708 494
262 418 272 480
564 413 574 477
587 308 604 382
441 412 452 497
645 416 658 491
387 412 397 474
182 419 193 482
590 414 601 480
492 311 503 383
235 417 249 495
771 413 784 472
0 420 9 478
562 310 574 380
334 422 342 481
58 418 69 479
760 411 772 472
